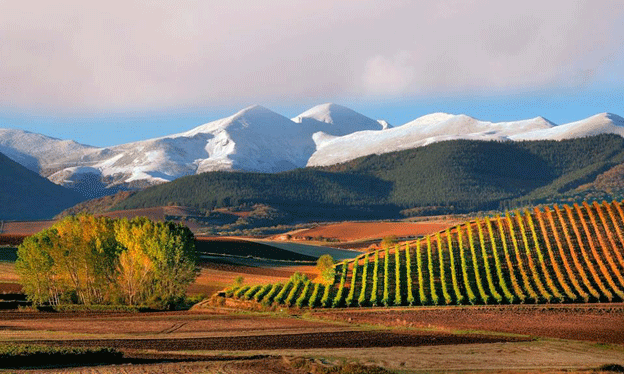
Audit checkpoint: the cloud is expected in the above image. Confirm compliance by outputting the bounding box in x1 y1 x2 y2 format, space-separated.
363 52 415 95
0 0 622 113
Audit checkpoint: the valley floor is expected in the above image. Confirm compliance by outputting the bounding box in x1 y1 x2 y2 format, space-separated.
0 304 622 373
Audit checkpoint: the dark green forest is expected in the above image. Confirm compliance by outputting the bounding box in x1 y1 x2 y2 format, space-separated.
113 134 624 219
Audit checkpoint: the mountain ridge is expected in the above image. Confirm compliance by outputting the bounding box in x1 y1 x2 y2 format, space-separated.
1 105 624 199
111 134 624 221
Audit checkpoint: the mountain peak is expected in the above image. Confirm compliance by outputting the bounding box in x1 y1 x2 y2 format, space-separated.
292 103 386 135
232 104 272 117
293 103 355 124
596 112 624 124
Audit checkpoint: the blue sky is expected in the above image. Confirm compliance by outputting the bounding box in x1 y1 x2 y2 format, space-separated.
1 1 623 147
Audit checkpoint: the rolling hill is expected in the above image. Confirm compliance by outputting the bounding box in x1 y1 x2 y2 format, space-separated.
111 134 624 219
0 152 83 220
226 200 624 307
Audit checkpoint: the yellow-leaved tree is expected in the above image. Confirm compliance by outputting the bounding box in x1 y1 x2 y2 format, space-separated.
16 215 197 309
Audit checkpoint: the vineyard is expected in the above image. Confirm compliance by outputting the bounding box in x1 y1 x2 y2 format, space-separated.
225 201 624 307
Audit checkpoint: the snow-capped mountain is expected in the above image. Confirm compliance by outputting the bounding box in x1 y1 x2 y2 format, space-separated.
42 105 320 197
0 129 96 173
1 104 624 199
510 113 624 141
292 103 388 137
306 113 620 167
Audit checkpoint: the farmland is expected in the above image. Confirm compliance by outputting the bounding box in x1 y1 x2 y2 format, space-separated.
0 304 622 372
232 201 624 309
1 207 624 372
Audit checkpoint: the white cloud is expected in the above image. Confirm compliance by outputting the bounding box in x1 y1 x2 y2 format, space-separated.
363 52 415 95
0 0 622 112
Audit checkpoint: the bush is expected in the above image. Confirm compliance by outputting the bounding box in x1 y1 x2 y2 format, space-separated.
261 284 282 305
295 280 311 308
308 282 322 308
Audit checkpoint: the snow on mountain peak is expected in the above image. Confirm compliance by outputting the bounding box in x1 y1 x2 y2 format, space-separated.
294 103 355 124
404 112 457 127
2 106 624 199
376 119 392 129
292 103 386 136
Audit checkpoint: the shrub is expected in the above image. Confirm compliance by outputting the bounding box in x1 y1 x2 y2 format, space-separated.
308 282 322 308
295 280 311 308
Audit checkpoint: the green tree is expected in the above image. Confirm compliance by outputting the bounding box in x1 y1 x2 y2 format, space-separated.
317 254 336 284
115 217 198 308
16 215 198 309
17 215 118 305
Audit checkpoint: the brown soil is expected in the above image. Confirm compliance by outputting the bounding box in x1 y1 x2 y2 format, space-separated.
0 220 55 236
25 330 522 352
284 221 455 243
189 263 315 296
1 306 622 373
0 282 22 293
311 304 624 345
0 308 523 351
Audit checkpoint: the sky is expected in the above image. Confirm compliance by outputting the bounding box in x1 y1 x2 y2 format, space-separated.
1 0 623 147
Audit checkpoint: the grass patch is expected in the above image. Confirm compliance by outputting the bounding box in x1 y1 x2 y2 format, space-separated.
0 343 123 368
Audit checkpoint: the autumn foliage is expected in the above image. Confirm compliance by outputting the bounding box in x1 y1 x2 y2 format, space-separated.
16 215 197 308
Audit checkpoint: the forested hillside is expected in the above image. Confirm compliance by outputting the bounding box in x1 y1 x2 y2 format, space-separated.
113 135 624 219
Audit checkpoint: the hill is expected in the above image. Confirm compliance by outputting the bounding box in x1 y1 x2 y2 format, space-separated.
225 200 624 307
112 135 624 218
0 152 83 220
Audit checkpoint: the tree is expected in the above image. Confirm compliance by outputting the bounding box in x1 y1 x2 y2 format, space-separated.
380 235 398 249
17 215 117 305
16 215 198 308
317 254 336 284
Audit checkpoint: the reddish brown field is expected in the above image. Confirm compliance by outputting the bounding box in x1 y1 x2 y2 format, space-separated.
285 221 455 242
1 305 623 373
311 304 624 345
188 262 316 296
0 309 526 350
0 220 55 236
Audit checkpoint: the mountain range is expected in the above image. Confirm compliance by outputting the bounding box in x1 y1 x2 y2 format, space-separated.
112 134 624 223
1 103 624 201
